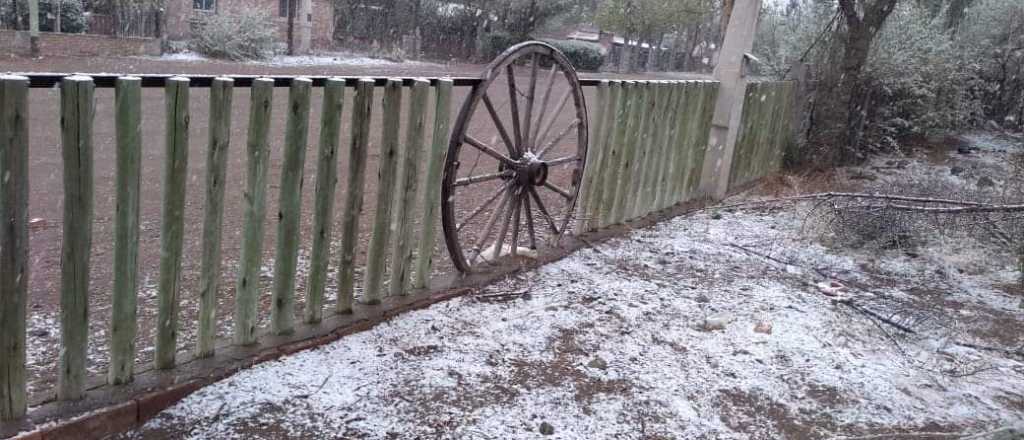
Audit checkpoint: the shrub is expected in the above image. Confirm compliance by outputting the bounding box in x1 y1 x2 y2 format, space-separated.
191 12 275 61
480 31 525 61
541 38 605 71
1 0 87 33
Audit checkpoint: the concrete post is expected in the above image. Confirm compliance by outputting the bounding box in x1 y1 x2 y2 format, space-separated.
296 0 312 54
698 0 762 199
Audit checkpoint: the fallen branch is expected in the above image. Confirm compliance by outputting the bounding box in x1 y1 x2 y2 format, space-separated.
714 192 998 212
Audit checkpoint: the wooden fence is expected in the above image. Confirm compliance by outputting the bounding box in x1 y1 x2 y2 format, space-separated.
728 80 796 190
576 79 719 231
0 74 791 422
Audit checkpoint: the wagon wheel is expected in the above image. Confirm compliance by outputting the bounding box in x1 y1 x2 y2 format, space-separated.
441 41 588 273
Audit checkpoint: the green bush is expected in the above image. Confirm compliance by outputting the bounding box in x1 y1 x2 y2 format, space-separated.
1 0 87 33
480 32 525 61
191 12 275 61
541 38 605 71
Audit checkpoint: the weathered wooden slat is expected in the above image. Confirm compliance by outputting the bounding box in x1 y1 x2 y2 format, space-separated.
0 75 30 420
109 76 142 385
58 75 94 401
388 79 429 296
688 81 717 195
574 80 608 232
362 79 403 304
412 79 452 289
271 77 312 335
652 81 681 211
234 78 274 346
612 81 644 224
305 78 345 324
156 76 189 369
646 81 672 213
599 81 629 227
196 78 233 358
634 81 661 217
673 82 699 202
44 99 87 387
336 79 374 313
585 80 619 231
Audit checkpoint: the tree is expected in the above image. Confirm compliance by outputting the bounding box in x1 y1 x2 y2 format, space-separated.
836 0 899 159
596 0 706 72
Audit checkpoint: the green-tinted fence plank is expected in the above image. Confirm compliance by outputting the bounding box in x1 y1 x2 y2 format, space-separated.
363 79 403 304
624 81 652 220
58 75 94 400
109 77 142 385
638 81 665 216
588 80 620 230
305 78 345 324
337 79 374 313
196 78 233 358
0 75 29 420
674 82 699 203
412 79 452 290
599 81 628 227
612 81 644 224
271 78 312 336
389 79 429 296
688 82 718 195
156 77 189 369
234 78 274 346
653 81 681 210
575 80 608 232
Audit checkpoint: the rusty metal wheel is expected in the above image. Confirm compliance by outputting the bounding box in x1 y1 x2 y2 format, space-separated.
441 41 589 273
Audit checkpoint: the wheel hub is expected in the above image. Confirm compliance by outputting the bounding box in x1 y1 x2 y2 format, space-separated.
514 155 548 187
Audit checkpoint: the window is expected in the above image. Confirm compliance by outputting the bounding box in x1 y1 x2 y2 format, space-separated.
279 0 291 17
193 0 215 11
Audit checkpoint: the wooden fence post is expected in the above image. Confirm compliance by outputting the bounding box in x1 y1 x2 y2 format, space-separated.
234 78 274 346
336 79 374 313
389 79 429 296
156 76 189 369
588 80 620 230
0 75 29 420
363 79 403 304
271 77 312 336
599 80 629 227
58 75 95 400
653 81 681 210
305 78 345 324
412 79 452 290
109 76 142 385
196 77 233 358
575 80 608 232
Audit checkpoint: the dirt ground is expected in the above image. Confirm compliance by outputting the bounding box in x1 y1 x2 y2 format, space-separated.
5 53 703 399
115 131 1024 439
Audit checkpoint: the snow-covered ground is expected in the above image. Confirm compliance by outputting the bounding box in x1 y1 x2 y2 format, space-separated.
149 51 440 68
123 133 1024 439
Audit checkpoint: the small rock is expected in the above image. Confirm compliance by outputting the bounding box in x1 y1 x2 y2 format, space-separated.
977 176 996 188
587 357 608 370
754 321 773 334
710 212 722 220
950 166 966 176
957 145 973 155
28 329 48 338
702 314 733 331
539 421 555 435
696 294 710 303
895 159 909 169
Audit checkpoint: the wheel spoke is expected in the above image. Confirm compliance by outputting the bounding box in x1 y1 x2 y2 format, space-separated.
528 186 560 235
530 65 559 149
457 181 510 233
482 93 517 158
543 182 574 200
510 191 523 257
465 135 516 166
537 119 580 158
470 189 512 262
535 88 572 151
523 191 538 249
544 155 579 167
506 65 523 152
492 190 519 260
454 170 512 187
522 53 540 149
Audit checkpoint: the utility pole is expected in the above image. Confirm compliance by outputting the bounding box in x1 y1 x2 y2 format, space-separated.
28 0 39 56
698 0 761 199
